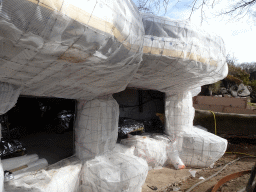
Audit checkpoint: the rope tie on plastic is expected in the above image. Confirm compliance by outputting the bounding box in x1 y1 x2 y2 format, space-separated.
209 110 217 135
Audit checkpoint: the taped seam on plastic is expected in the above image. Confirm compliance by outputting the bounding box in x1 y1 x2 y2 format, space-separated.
143 45 218 66
26 0 136 51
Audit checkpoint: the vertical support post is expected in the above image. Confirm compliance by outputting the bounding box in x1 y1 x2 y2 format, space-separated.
164 91 194 169
74 95 119 161
165 91 194 137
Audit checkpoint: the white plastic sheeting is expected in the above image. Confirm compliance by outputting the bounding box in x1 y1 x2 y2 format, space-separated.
165 91 228 168
128 13 228 96
0 82 22 115
0 0 144 100
120 134 186 170
0 82 21 192
0 1 228 100
80 148 148 192
165 91 195 136
167 140 185 169
121 135 168 169
2 154 39 171
112 143 135 156
75 95 119 161
0 0 230 189
179 126 227 168
4 156 82 192
124 130 226 169
12 158 48 180
190 87 202 97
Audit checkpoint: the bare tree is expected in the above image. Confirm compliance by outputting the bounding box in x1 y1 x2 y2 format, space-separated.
135 0 172 14
134 0 256 22
226 53 238 66
220 0 256 20
239 62 256 73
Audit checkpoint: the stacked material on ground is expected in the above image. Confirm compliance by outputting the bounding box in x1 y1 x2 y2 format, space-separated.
4 155 82 192
121 135 168 169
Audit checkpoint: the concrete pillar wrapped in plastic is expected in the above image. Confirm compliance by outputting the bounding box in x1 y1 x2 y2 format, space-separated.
121 135 168 169
165 91 227 168
75 95 119 161
80 148 148 192
4 156 82 192
165 91 195 136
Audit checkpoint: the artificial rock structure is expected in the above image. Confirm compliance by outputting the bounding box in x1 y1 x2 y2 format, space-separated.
0 0 228 191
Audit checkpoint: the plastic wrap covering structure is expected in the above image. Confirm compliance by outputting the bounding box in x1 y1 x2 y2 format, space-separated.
80 149 148 192
167 140 185 169
165 91 228 168
121 135 168 169
75 96 119 161
128 13 228 95
179 127 227 168
4 156 82 192
0 82 21 115
0 0 144 100
112 143 135 156
165 91 195 136
0 82 21 192
190 87 201 97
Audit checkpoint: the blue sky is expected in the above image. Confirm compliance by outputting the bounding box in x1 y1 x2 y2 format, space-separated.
133 0 256 64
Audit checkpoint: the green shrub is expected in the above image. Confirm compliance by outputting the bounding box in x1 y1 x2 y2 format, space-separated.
227 64 250 85
224 75 243 85
209 81 222 94
249 80 256 92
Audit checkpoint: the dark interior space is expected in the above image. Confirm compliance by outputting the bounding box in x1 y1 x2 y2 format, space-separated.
0 95 76 165
113 88 165 139
1 89 165 163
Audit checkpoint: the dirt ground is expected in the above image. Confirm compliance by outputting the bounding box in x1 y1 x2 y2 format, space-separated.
142 141 256 192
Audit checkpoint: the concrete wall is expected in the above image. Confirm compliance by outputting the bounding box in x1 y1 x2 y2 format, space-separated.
194 110 256 137
193 96 256 114
193 96 247 108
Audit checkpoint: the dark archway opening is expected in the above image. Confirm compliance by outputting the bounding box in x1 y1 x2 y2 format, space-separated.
0 95 76 165
113 88 165 140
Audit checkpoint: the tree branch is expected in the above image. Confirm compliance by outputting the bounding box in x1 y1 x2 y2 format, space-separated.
134 0 256 22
